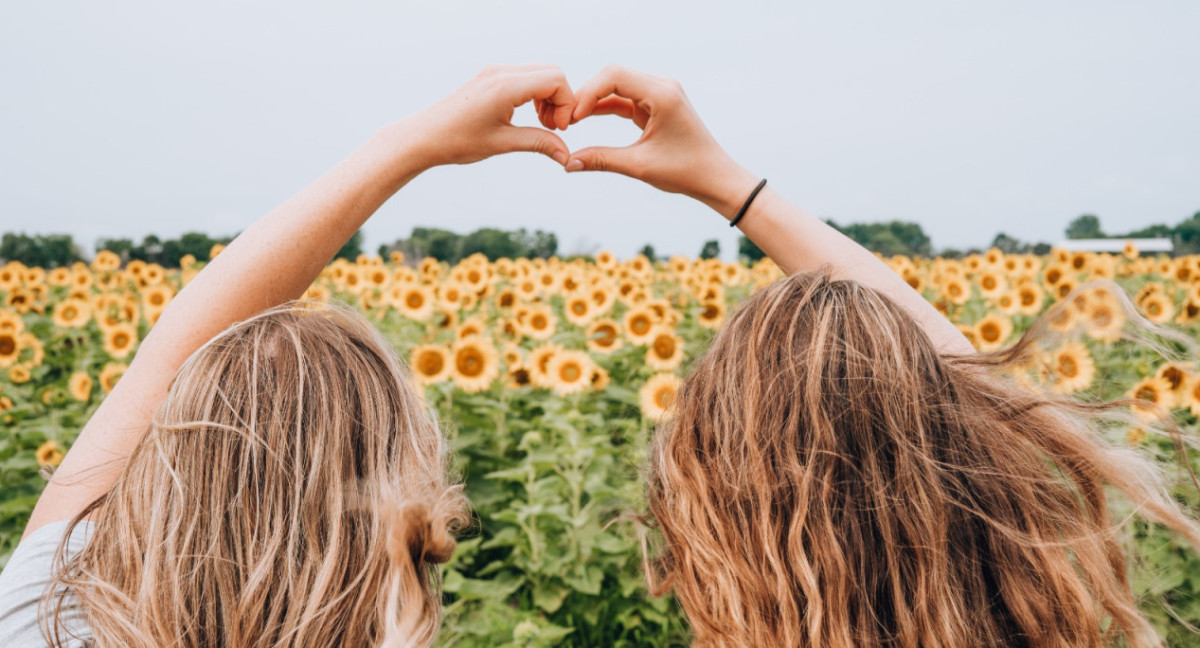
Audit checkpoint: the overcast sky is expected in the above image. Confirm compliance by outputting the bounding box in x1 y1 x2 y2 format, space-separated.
2 1 1197 260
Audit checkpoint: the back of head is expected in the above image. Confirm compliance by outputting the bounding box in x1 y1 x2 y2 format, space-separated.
648 268 1200 648
45 302 466 648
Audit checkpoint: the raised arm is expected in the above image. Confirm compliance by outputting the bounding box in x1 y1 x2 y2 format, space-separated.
24 64 576 540
563 65 973 356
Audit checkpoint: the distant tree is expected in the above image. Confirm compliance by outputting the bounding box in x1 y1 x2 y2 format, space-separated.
990 232 1026 254
515 228 558 259
699 239 720 260
461 228 522 260
1172 211 1200 254
738 236 766 262
335 229 363 261
828 220 932 257
638 244 657 261
1031 242 1052 255
0 233 83 267
95 237 136 262
1065 214 1104 240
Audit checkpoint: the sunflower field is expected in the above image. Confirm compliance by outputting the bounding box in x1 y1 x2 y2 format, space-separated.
3 244 1200 646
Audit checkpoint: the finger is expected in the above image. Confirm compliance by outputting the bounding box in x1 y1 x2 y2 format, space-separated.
590 96 651 129
539 100 558 130
505 69 576 130
533 99 553 130
571 65 658 123
495 126 571 166
565 145 641 177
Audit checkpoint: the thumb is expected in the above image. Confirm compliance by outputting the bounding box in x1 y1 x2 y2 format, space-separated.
565 146 641 178
496 126 570 166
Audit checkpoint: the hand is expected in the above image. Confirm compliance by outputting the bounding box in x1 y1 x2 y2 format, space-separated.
403 64 576 168
565 65 760 220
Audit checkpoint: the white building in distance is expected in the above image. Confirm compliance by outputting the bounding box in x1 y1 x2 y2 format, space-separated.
1053 238 1174 254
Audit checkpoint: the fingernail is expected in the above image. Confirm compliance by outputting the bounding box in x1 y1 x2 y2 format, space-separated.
565 158 584 172
552 151 568 166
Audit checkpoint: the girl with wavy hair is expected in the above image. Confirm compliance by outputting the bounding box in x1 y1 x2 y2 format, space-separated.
564 66 1200 647
0 64 580 647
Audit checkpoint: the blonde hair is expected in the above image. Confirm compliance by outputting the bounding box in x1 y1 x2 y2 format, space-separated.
648 268 1200 648
42 301 467 647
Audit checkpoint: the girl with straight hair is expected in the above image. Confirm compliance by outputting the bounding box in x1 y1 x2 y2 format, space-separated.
562 65 1200 647
0 64 581 647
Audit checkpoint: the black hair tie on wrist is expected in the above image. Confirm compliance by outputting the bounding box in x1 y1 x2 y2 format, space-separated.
729 178 767 228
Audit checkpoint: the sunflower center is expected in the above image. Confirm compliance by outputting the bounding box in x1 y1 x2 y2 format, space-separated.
457 350 484 377
571 302 586 315
560 363 582 382
406 292 424 308
594 326 616 347
980 324 1000 342
653 336 676 358
631 317 650 335
419 352 445 376
1058 355 1078 377
0 335 15 356
654 386 675 409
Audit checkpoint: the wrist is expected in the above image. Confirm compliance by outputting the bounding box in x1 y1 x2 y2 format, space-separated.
691 157 761 222
372 119 439 177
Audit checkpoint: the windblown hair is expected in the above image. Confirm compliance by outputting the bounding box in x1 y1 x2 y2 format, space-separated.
647 268 1200 648
42 301 467 648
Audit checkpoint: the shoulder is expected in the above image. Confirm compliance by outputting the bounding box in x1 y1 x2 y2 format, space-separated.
0 519 95 646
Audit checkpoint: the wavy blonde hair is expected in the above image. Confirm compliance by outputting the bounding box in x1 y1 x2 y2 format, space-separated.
647 268 1200 648
42 301 467 647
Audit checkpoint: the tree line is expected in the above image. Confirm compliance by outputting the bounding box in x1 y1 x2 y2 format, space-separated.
3 210 1198 268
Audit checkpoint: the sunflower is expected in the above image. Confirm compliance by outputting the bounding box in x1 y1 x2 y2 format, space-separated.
585 319 623 354
639 373 682 421
505 363 534 389
142 284 174 313
1122 240 1139 259
528 342 564 388
0 331 20 367
994 290 1019 315
1185 375 1200 418
697 301 726 330
51 298 92 329
646 328 685 371
1016 284 1044 316
973 314 1013 351
451 338 499 394
410 344 452 385
103 323 139 359
1177 299 1200 325
100 362 128 393
456 317 487 340
36 440 64 467
1083 294 1126 343
521 304 558 341
564 293 595 327
545 349 595 397
1129 376 1175 420
68 371 93 402
1139 293 1174 325
977 271 1006 298
942 277 970 305
92 250 121 272
495 288 518 309
304 283 332 303
0 310 23 335
590 366 611 391
9 365 31 384
622 307 657 344
1047 341 1096 394
1154 362 1192 401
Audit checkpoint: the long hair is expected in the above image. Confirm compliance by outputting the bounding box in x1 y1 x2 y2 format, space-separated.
42 301 467 647
647 267 1200 647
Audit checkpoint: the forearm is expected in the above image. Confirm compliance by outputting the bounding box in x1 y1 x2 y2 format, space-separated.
710 167 974 356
